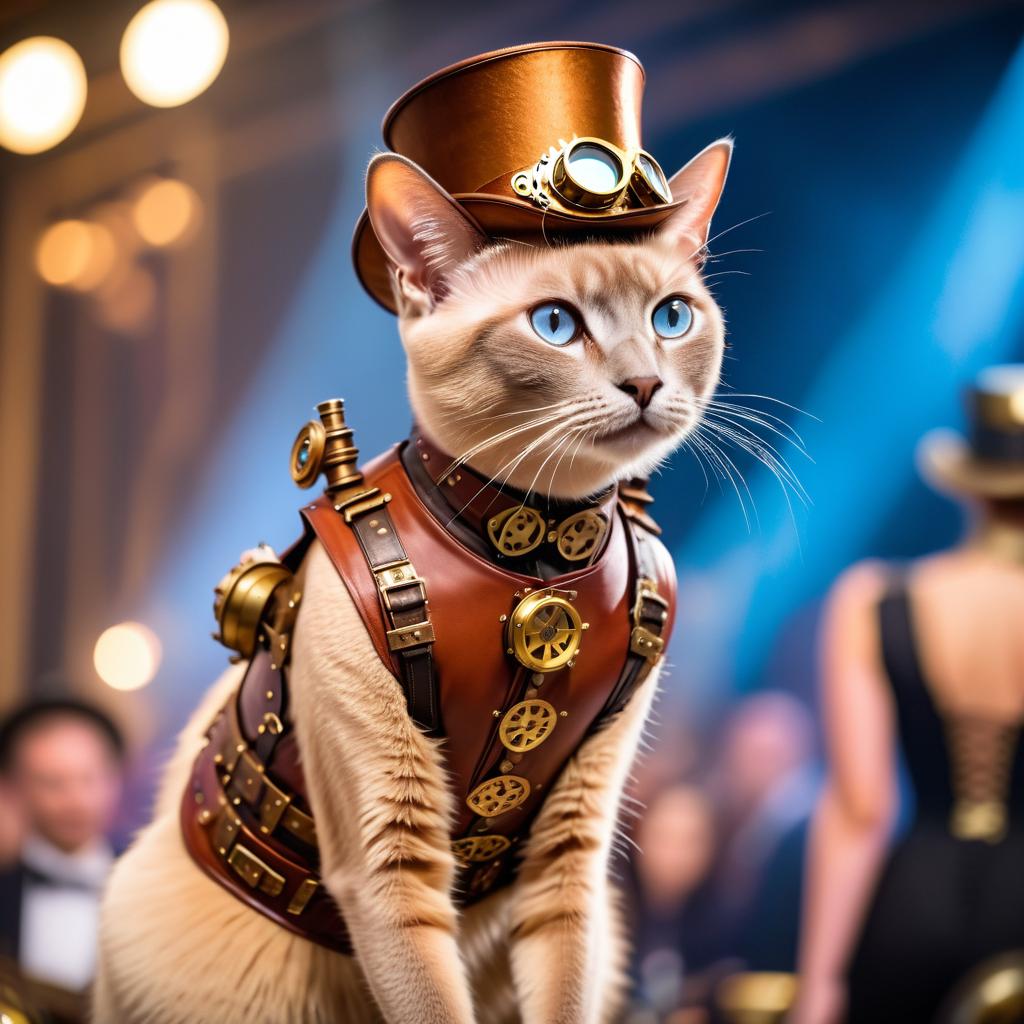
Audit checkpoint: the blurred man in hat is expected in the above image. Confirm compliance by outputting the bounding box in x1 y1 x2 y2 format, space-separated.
794 366 1024 1024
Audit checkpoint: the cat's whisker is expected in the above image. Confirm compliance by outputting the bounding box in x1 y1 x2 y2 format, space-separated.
692 427 757 531
701 407 811 463
688 211 772 265
703 400 810 449
700 413 811 499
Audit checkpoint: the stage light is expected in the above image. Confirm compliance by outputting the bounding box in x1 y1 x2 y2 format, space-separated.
94 622 162 691
120 0 229 109
0 37 87 155
132 178 200 246
35 219 116 291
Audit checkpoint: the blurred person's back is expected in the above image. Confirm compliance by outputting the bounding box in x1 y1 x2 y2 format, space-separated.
0 700 124 1003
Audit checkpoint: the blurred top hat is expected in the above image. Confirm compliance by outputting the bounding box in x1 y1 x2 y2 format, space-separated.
918 365 1024 500
353 41 703 312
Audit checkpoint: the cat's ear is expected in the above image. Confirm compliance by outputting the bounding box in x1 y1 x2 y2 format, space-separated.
658 138 733 259
365 153 488 313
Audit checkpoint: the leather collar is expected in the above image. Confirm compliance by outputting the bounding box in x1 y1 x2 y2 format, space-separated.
402 427 618 570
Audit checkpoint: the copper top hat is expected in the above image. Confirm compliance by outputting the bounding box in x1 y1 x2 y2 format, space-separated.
918 365 1024 499
353 41 691 313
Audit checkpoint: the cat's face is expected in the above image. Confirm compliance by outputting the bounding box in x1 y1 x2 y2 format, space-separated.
365 140 732 500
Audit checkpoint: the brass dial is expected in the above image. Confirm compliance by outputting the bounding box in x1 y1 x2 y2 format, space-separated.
507 591 582 672
487 506 546 557
466 775 531 817
499 699 558 753
555 509 608 562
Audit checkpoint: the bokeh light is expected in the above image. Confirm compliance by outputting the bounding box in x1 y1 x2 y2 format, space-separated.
0 36 87 155
93 622 162 691
35 219 117 291
132 178 201 247
120 0 229 109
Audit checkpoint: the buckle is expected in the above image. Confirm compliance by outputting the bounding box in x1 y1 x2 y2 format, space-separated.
332 487 391 523
632 577 669 625
227 843 285 897
374 559 427 611
630 625 665 661
386 619 436 652
631 577 668 663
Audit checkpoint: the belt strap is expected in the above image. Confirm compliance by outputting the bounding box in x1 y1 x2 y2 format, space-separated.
334 487 441 735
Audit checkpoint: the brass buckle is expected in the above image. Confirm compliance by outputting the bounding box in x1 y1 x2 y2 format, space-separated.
386 619 436 652
227 843 286 897
374 559 427 611
631 577 668 663
333 487 391 523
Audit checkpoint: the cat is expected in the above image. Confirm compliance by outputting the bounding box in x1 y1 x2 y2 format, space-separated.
93 136 732 1024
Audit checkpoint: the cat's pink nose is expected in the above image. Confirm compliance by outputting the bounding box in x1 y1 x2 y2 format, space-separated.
617 376 663 410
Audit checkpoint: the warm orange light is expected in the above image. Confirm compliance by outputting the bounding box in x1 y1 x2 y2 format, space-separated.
120 0 229 109
35 219 116 291
132 178 200 247
0 36 87 154
93 622 162 691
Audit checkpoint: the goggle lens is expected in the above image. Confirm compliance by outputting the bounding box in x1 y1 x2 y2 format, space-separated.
637 153 670 204
565 142 623 195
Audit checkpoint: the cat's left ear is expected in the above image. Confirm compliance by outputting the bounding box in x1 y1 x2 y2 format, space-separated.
658 138 733 259
365 153 489 313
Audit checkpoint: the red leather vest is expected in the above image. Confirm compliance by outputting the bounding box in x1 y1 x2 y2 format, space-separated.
182 441 677 952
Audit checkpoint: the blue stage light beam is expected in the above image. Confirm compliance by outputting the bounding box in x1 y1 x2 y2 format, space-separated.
673 39 1024 696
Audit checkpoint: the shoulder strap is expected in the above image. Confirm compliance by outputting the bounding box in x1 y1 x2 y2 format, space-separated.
304 487 442 736
877 572 927 699
593 508 675 725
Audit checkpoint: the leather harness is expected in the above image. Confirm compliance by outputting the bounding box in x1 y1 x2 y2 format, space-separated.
181 436 677 953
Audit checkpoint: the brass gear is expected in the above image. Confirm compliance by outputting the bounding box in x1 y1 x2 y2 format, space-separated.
555 509 608 561
499 699 558 752
466 775 531 817
507 591 582 672
451 834 511 863
487 506 546 557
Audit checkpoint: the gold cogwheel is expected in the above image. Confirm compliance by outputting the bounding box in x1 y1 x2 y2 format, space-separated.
508 591 583 672
466 775 531 817
451 834 511 863
555 510 608 561
499 699 558 752
487 506 546 557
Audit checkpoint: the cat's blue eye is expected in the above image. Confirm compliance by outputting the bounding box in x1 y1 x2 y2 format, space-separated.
530 302 579 347
652 296 693 340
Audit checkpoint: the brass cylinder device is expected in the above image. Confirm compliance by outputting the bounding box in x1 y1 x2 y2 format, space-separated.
290 398 365 496
213 557 294 660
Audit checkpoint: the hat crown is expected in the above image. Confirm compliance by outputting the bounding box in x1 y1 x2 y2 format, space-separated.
382 41 646 197
971 364 1024 432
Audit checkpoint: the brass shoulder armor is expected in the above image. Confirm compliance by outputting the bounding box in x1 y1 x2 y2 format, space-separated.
213 556 300 665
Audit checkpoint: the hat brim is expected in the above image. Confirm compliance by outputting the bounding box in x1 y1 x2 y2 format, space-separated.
917 429 1024 499
352 191 690 314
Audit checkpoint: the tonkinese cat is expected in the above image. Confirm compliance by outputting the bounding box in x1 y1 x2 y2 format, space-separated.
94 133 733 1024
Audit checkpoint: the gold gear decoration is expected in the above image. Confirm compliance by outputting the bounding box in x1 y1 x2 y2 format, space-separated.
499 699 558 752
487 506 546 557
451 834 511 863
555 509 608 561
507 591 583 672
466 775 531 817
213 559 295 659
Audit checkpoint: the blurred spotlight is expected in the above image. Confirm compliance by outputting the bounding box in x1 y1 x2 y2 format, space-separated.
120 0 229 109
93 621 162 691
132 178 201 247
0 36 87 154
35 219 116 291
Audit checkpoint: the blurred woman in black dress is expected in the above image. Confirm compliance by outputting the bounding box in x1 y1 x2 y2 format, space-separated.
794 366 1024 1024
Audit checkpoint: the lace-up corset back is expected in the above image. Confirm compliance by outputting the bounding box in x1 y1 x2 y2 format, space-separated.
878 579 1024 841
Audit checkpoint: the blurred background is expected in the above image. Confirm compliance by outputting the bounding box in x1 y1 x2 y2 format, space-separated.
1 0 1023 1020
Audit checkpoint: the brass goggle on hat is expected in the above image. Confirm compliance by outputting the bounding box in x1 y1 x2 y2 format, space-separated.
352 41 695 313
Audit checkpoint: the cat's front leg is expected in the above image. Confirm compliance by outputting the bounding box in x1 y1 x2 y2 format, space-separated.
289 542 477 1024
508 672 659 1024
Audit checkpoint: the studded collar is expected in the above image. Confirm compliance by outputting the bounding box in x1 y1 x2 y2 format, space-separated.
401 427 618 574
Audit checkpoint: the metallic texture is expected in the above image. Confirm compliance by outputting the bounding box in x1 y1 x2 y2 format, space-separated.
487 506 546 557
507 590 583 672
498 699 558 752
555 509 608 561
466 775 531 817
352 41 695 313
290 398 364 496
451 834 511 863
213 558 294 659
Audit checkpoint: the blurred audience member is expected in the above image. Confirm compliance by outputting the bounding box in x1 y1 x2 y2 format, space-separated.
0 700 124 995
795 367 1024 1024
708 692 818 957
628 783 725 1018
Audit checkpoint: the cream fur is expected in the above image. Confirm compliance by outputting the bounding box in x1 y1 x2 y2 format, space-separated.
95 543 656 1023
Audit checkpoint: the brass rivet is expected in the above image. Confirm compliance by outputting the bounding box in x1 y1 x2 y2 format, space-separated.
194 791 204 804
499 614 507 622
492 709 501 718
377 527 388 536
421 452 430 461
197 809 212 824
531 673 544 684
266 690 274 700
506 647 514 655
526 687 538 698
582 622 590 630
368 519 379 528
559 710 568 718
500 760 513 773
232 797 241 806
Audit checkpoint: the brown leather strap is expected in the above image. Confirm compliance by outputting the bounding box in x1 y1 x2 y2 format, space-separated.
335 487 441 735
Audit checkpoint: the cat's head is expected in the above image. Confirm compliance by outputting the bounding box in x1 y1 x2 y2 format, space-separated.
364 139 732 501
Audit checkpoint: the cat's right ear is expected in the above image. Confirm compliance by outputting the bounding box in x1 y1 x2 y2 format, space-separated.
365 153 488 314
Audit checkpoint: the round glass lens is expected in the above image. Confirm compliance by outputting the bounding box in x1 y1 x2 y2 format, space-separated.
565 143 622 195
637 153 671 203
